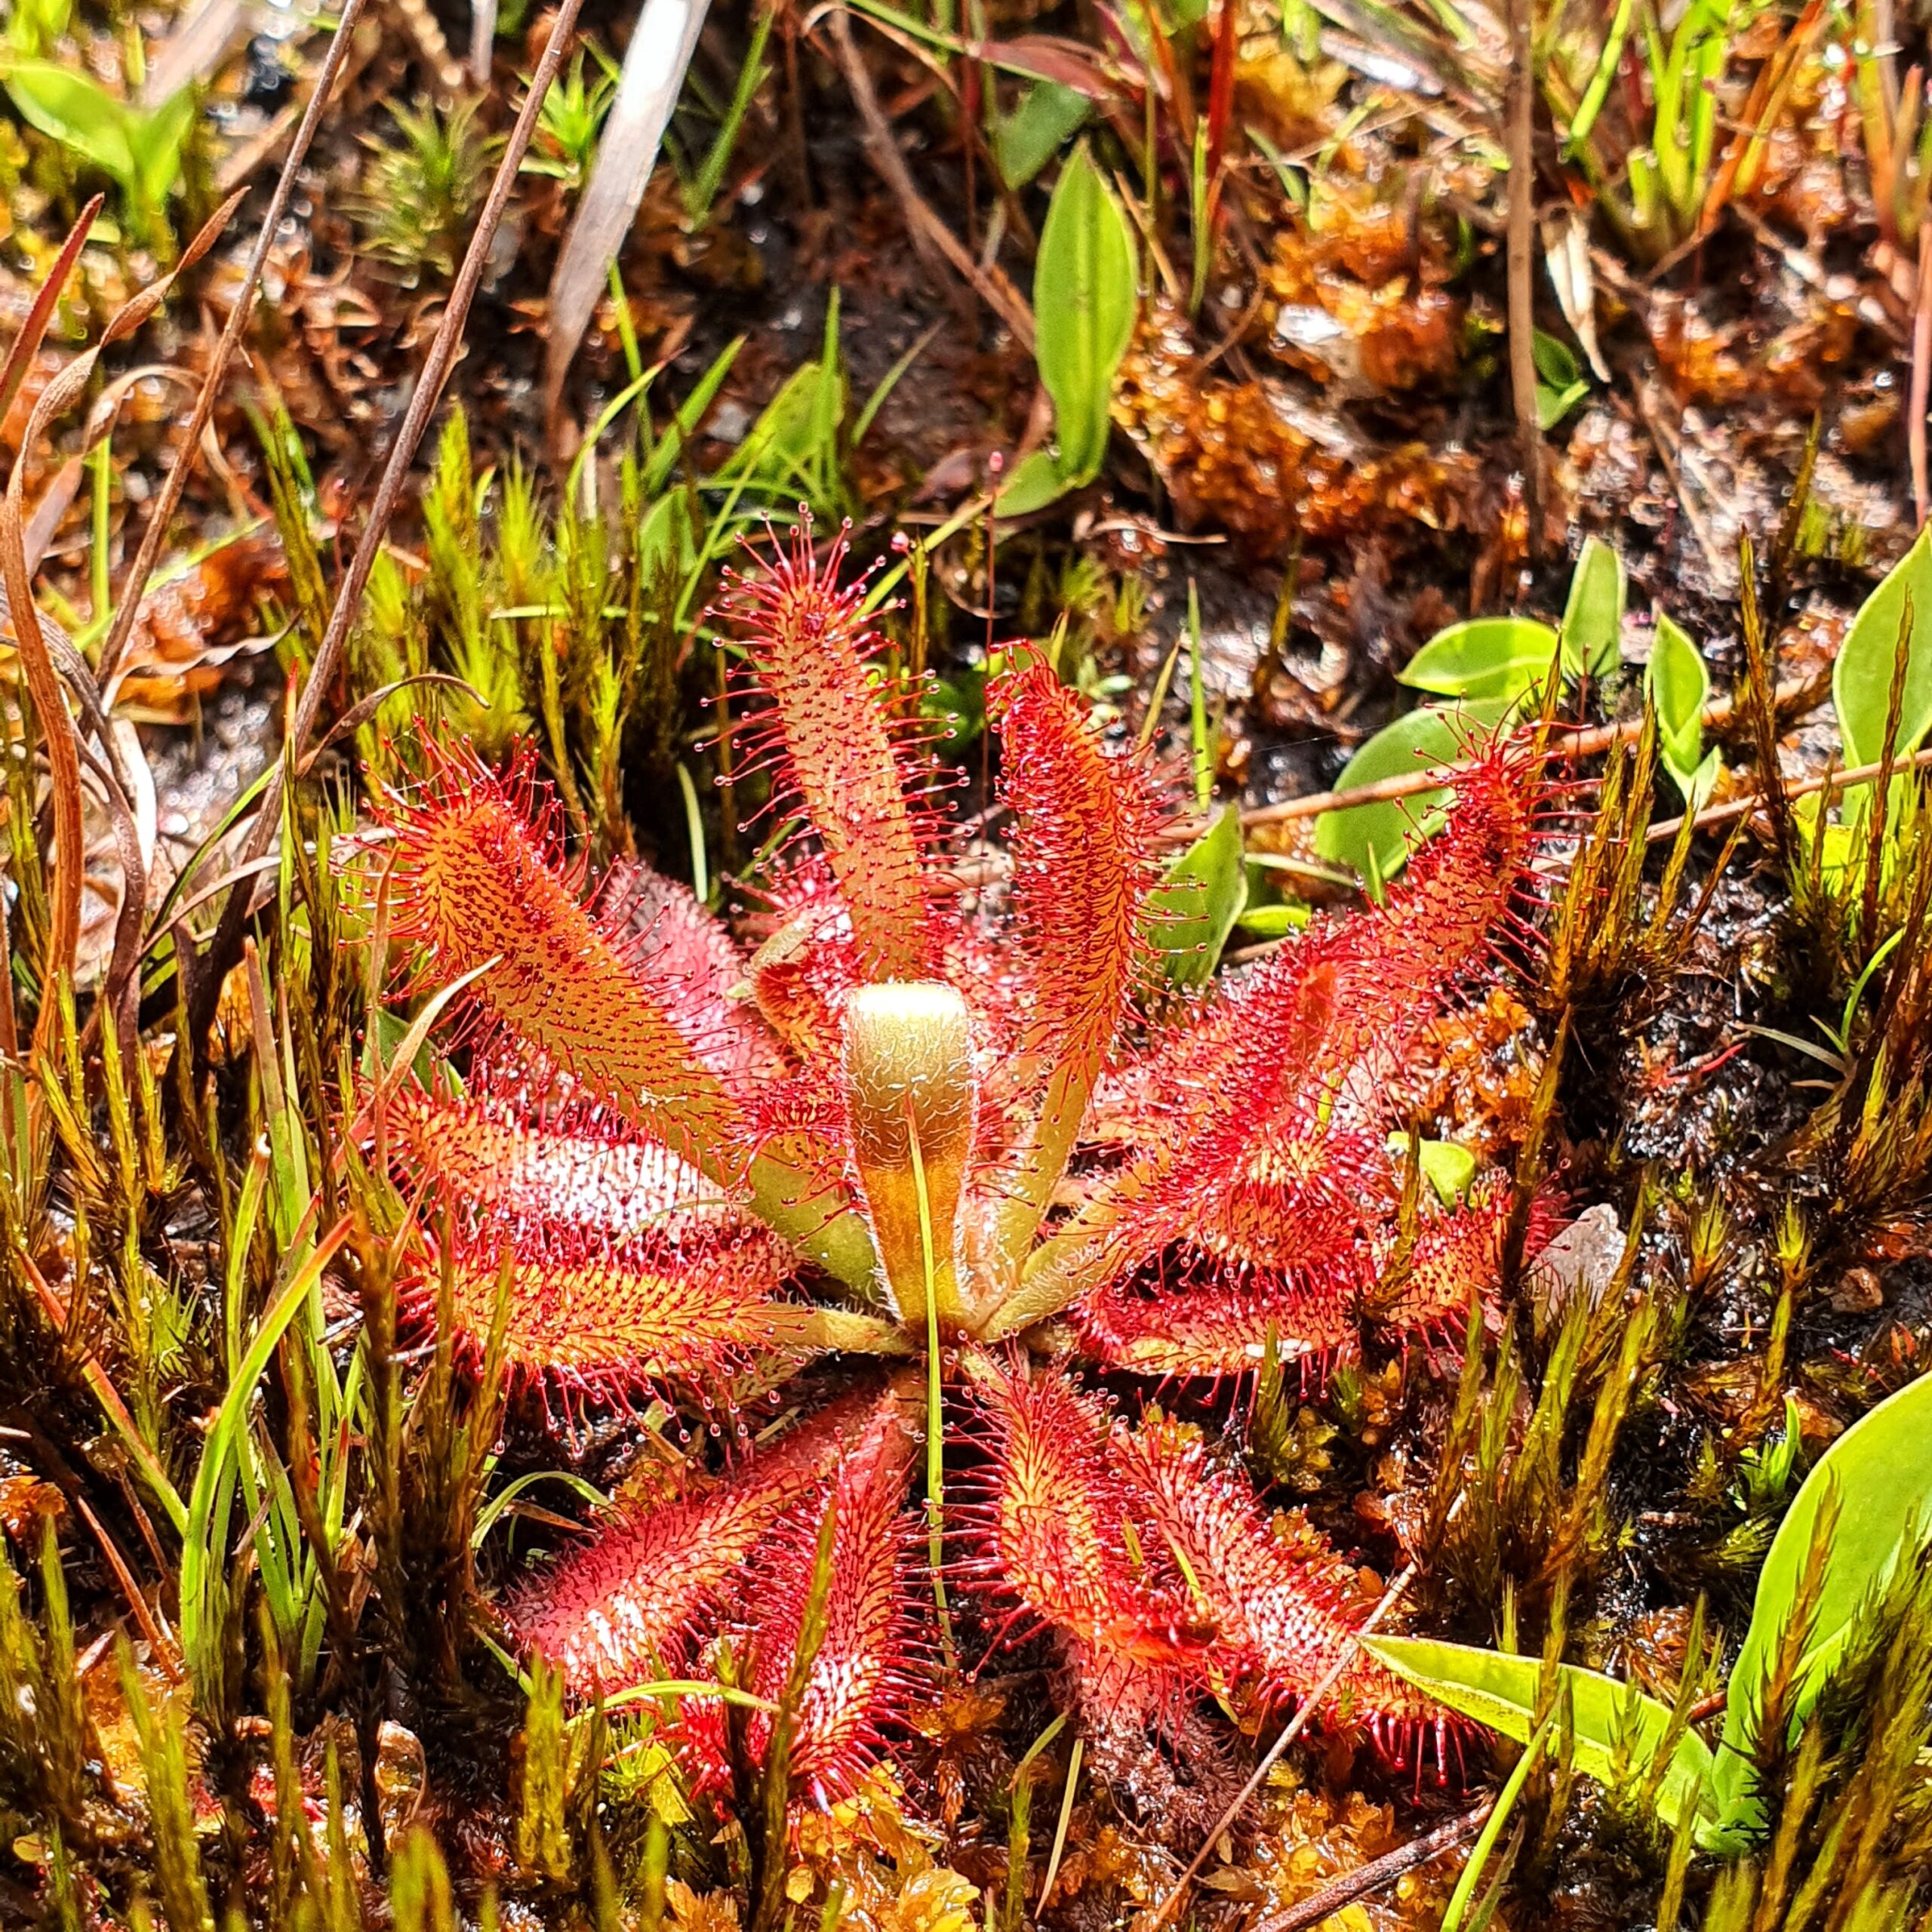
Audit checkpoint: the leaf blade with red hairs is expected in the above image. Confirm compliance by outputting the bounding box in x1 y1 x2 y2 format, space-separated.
681 1393 924 1809
506 1394 882 1694
719 522 940 983
983 658 1168 1269
378 745 876 1287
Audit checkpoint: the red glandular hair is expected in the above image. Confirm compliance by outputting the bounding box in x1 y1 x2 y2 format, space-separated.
506 1395 878 1693
383 1087 768 1251
1072 1127 1389 1374
1074 1254 1361 1379
989 657 1167 1094
1378 1175 1564 1344
1329 726 1553 1012
961 1362 1212 1675
408 1217 800 1401
376 743 749 1173
1115 728 1543 1155
680 1397 924 1808
717 520 947 986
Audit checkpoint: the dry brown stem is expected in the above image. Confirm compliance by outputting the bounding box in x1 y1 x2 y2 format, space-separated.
1239 674 1820 831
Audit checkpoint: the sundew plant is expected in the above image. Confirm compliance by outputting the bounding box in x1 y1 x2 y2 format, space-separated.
364 516 1558 1818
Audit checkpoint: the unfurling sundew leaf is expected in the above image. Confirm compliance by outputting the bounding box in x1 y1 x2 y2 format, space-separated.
1400 617 1559 705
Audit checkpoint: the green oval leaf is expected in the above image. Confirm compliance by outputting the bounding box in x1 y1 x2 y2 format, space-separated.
134 85 196 206
1538 376 1590 432
1410 1137 1477 1204
1146 805 1247 986
1033 146 1137 486
1532 329 1582 389
1312 699 1512 885
1676 744 1721 811
1716 1370 1932 1818
3 59 137 186
1399 617 1560 703
995 79 1091 189
1646 612 1709 792
1364 1636 1719 1843
1235 900 1310 938
1834 521 1932 771
992 447 1072 518
1561 535 1626 679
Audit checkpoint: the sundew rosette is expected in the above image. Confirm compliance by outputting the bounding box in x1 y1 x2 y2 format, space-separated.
356 513 1560 1814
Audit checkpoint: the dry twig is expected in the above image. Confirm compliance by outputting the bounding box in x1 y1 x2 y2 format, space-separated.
1248 1802 1493 1932
1648 741 1932 843
5 200 238 1052
1238 673 1821 830
1912 224 1931 528
1504 0 1540 554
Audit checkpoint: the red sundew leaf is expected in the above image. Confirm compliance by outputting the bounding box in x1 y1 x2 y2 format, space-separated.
1115 1417 1434 1730
991 656 1167 1088
681 1393 925 1809
1075 1175 1561 1378
506 1393 883 1694
1005 728 1546 1335
718 521 946 984
414 1220 801 1398
1314 727 1546 1081
1123 730 1542 1158
383 1088 771 1251
377 743 749 1174
967 1363 1209 1674
1074 1260 1361 1377
1001 948 1342 1331
1201 1128 1391 1274
1374 1176 1564 1339
985 658 1169 1236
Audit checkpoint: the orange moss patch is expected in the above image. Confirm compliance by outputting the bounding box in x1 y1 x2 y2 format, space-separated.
1114 306 1484 556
